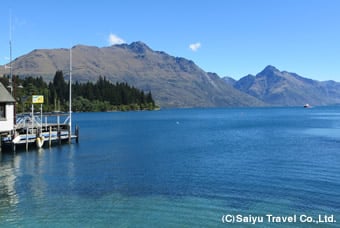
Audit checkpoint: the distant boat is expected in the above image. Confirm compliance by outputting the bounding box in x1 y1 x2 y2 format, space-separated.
304 104 311 108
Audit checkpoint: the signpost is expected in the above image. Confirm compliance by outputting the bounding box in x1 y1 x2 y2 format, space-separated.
32 95 44 104
31 95 44 129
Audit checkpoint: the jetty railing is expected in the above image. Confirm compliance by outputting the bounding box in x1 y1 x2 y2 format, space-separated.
15 112 70 129
1 112 78 152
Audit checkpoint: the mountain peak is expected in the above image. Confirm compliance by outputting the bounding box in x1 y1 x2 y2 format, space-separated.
263 65 280 72
257 65 281 77
117 41 152 54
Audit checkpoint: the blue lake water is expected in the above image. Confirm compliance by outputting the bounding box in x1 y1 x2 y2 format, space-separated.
1 107 340 227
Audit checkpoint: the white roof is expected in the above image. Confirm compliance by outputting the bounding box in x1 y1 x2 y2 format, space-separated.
0 82 15 103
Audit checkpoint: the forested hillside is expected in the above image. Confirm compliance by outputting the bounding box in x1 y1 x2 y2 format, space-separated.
0 71 157 112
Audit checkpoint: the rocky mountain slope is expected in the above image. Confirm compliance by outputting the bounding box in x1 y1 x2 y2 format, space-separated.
234 65 340 106
1 42 264 108
3 41 339 107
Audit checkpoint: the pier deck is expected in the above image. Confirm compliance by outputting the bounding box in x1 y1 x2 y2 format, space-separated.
1 112 79 152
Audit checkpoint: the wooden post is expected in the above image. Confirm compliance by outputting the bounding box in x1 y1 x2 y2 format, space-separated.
49 126 52 147
57 116 60 131
68 124 71 144
26 129 29 151
12 132 16 153
58 129 61 145
75 125 79 143
36 127 40 138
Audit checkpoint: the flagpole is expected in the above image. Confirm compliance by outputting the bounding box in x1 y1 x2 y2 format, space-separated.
69 47 72 131
9 10 13 95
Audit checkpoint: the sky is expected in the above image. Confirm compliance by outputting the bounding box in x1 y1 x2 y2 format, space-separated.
1 0 340 81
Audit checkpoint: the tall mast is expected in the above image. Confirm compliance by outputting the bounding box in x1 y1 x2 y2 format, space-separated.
9 10 13 95
69 47 72 130
9 10 16 126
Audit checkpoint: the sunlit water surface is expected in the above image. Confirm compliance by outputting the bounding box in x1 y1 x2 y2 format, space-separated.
1 107 340 227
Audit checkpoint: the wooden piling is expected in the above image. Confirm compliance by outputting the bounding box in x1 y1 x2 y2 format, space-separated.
68 125 71 144
26 129 29 151
49 126 52 147
58 129 61 145
75 125 79 143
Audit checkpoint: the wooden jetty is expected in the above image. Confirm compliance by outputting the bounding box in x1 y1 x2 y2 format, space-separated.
1 47 78 152
1 112 79 152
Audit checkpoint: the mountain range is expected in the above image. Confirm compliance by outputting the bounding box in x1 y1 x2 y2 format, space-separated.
234 65 340 106
1 41 340 107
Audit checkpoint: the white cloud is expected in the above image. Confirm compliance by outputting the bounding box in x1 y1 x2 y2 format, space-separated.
108 33 126 45
189 42 201 51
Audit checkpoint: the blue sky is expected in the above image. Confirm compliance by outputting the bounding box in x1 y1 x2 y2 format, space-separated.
1 0 340 81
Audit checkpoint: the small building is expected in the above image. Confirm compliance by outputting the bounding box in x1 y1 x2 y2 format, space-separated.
0 82 15 134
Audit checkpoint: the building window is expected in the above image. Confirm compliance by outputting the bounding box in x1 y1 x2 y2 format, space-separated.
0 103 5 120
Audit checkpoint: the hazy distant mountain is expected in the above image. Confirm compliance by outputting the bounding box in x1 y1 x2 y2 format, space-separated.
1 41 264 108
234 65 340 106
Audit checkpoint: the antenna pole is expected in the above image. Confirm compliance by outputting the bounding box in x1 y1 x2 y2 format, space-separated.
9 10 13 95
9 10 16 126
69 47 72 130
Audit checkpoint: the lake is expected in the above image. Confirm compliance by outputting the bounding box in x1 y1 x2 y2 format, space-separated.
1 107 340 227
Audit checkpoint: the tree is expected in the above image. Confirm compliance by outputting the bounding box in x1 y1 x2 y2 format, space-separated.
52 70 68 103
13 71 157 112
146 91 155 106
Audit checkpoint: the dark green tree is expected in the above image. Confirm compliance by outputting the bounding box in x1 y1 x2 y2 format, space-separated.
52 70 68 103
10 71 157 112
